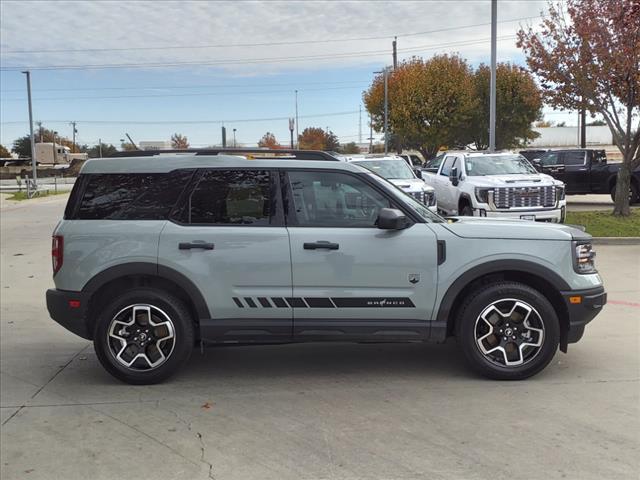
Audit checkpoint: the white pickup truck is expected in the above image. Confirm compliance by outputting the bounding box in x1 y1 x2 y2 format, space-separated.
423 151 566 222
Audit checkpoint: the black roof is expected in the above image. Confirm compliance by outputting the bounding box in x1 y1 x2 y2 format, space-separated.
108 148 340 161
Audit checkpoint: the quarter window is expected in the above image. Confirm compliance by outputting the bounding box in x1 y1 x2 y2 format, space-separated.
186 170 271 225
286 171 390 227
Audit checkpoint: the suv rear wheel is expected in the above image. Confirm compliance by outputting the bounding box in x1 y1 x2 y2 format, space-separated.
456 281 559 380
93 288 194 384
610 182 639 204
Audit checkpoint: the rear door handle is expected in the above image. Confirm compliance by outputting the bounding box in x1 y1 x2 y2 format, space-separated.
304 241 339 250
179 241 214 250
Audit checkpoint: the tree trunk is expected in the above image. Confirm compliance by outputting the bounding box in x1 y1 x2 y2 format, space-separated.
612 157 632 216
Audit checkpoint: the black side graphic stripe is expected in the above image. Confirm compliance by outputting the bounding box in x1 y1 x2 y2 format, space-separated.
271 297 288 308
258 297 272 308
232 297 244 308
331 297 415 308
305 297 334 308
244 297 257 308
285 297 307 308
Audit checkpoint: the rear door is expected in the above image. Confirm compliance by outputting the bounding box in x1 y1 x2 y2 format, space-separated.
283 169 438 341
158 168 292 343
559 151 589 193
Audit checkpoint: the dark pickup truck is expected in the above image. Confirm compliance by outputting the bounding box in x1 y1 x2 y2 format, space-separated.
532 149 640 204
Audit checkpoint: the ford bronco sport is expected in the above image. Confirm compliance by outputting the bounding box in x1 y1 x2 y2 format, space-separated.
46 149 606 384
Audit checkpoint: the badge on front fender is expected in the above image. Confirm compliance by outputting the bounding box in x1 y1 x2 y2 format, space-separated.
408 274 420 284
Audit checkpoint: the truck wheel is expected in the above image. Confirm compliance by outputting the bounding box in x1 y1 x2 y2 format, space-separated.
610 183 639 204
93 288 194 384
456 281 560 380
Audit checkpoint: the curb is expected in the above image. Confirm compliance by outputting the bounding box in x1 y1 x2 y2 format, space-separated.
592 237 640 245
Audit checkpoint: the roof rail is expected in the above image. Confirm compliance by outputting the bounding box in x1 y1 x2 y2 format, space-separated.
108 148 340 161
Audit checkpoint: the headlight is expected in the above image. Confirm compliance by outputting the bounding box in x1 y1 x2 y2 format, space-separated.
556 185 565 201
475 188 492 203
573 242 597 274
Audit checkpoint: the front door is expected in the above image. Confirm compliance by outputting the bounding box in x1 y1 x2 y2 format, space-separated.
158 168 292 343
283 169 439 341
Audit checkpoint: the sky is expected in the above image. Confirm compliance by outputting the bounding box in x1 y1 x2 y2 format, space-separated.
0 0 576 150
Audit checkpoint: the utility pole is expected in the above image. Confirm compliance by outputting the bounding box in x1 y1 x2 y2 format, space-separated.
580 107 586 148
98 138 103 158
358 105 362 144
22 70 37 187
369 113 373 153
233 128 237 148
289 118 295 148
295 90 299 148
489 0 497 152
125 133 138 150
383 68 389 155
70 121 77 153
221 126 227 147
53 131 58 164
392 36 397 70
36 121 43 143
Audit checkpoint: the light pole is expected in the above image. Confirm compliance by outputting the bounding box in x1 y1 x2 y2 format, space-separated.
53 131 58 164
294 90 299 148
22 71 37 187
374 67 391 155
489 0 497 152
233 128 237 147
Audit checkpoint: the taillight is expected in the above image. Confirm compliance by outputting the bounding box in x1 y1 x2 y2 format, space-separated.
52 235 63 275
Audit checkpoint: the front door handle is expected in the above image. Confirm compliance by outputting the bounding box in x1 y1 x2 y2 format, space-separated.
179 241 214 250
304 241 339 250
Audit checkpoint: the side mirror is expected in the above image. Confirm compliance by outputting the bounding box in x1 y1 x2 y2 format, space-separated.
413 167 423 179
532 158 542 169
449 167 459 186
377 208 409 230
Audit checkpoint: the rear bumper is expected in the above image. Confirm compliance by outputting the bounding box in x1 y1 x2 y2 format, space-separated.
560 286 606 347
46 289 91 340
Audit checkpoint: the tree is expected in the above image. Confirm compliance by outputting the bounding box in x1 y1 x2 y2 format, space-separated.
587 120 606 126
339 142 361 154
517 0 640 216
468 63 543 150
257 132 282 149
120 142 138 151
0 144 11 158
84 143 118 158
535 119 554 127
171 133 189 149
324 131 340 151
298 127 339 150
363 55 476 159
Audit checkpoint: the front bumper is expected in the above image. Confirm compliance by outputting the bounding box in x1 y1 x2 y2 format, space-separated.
559 286 606 349
46 289 91 339
474 206 565 223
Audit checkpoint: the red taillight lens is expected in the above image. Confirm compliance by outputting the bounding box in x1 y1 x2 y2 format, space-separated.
52 235 63 275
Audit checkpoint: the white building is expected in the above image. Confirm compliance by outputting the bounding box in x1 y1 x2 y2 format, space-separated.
139 141 172 150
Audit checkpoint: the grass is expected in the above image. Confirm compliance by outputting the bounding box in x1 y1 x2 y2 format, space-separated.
6 190 69 201
565 210 640 237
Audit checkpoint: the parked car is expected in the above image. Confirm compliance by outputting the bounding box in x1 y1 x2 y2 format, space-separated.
519 149 548 162
397 152 424 167
423 151 567 222
349 156 437 212
47 149 605 384
532 149 640 203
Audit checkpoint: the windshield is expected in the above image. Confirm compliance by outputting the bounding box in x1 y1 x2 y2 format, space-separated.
353 159 415 180
364 172 444 223
465 155 537 176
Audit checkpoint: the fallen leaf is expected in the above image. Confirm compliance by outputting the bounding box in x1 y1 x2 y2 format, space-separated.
201 402 213 410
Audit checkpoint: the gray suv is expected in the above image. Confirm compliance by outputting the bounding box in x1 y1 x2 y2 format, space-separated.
47 151 606 384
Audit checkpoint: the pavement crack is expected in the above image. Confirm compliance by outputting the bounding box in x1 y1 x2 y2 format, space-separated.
1 344 90 426
196 431 215 479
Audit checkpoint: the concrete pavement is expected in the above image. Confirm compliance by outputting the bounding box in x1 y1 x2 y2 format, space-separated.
1 196 638 480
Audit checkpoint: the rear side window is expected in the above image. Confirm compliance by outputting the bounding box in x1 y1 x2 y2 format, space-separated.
183 170 271 225
68 171 192 220
563 151 586 166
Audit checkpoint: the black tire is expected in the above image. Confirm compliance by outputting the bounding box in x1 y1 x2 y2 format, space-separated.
456 281 560 380
93 288 194 384
460 204 474 216
610 182 639 204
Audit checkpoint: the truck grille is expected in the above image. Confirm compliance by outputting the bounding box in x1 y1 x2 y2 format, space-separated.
409 191 435 206
493 186 556 209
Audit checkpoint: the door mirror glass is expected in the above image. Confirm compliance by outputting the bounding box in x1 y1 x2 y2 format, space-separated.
449 167 459 186
377 208 408 230
413 167 423 179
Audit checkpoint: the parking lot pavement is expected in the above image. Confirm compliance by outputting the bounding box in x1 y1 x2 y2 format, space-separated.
1 197 638 480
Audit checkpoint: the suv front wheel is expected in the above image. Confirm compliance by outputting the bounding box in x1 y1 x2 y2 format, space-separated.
456 281 560 380
93 288 194 384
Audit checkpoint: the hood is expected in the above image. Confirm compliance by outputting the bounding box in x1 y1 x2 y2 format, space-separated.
389 178 434 192
442 216 590 241
467 173 560 187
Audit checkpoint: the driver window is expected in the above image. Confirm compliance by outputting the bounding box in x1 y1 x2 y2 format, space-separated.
440 157 455 176
286 171 390 227
540 152 559 166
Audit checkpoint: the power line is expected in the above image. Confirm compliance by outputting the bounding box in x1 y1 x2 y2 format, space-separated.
2 16 539 55
0 84 369 102
0 110 360 126
0 35 517 71
0 79 370 94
